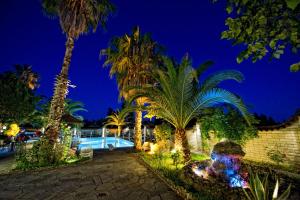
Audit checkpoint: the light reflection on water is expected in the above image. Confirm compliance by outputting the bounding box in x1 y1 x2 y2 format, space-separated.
77 137 134 150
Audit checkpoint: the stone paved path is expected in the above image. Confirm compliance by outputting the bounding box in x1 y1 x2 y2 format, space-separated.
0 151 181 200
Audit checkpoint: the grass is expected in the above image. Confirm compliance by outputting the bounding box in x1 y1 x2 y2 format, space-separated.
191 153 210 161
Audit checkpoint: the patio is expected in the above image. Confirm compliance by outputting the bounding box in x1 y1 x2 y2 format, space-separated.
0 151 180 200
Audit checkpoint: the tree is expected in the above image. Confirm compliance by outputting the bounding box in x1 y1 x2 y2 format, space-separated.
101 26 163 150
0 66 40 124
14 64 39 90
32 98 87 129
130 56 250 162
104 107 132 138
199 107 258 144
215 0 300 72
254 113 278 126
42 0 114 142
64 99 87 120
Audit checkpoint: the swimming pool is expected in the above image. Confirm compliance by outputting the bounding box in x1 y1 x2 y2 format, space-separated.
76 137 134 150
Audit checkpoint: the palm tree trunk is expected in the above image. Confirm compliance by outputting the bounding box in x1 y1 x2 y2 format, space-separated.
117 126 121 137
134 110 142 150
45 37 75 143
175 128 191 163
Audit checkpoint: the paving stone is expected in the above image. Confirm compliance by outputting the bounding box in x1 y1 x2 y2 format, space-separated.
92 175 102 185
160 191 179 200
150 195 161 200
0 151 181 200
0 190 19 200
126 191 144 200
95 182 115 191
75 192 98 200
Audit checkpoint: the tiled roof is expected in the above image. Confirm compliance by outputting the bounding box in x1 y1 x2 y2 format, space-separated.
258 109 300 131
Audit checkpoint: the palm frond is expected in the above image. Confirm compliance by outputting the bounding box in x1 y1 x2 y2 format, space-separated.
129 56 250 129
196 60 214 77
188 88 250 126
201 70 244 91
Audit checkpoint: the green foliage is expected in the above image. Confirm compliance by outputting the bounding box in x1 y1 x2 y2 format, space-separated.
266 144 286 165
243 169 292 200
216 0 300 72
0 66 41 124
171 151 182 169
61 123 72 159
42 0 114 39
191 153 209 161
153 123 172 142
286 0 300 10
131 56 250 129
140 152 212 200
130 56 250 160
101 26 163 100
64 99 87 121
105 106 134 137
31 98 86 129
15 139 64 169
199 107 258 144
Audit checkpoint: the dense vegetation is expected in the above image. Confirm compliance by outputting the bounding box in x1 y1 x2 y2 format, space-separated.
0 65 40 124
199 107 258 144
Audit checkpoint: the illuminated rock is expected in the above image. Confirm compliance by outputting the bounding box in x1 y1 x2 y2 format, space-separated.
190 141 248 188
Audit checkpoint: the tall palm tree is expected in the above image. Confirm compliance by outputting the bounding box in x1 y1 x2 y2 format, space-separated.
104 107 132 138
101 26 162 150
130 56 250 162
42 0 114 142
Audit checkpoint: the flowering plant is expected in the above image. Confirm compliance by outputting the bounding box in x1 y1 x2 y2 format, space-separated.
4 123 20 137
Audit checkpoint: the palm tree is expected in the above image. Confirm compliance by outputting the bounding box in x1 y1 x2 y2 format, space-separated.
64 99 87 120
15 64 39 90
101 26 163 150
31 98 87 130
42 0 114 142
130 56 250 162
104 107 132 138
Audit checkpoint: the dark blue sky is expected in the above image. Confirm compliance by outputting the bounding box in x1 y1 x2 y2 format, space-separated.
1 0 299 121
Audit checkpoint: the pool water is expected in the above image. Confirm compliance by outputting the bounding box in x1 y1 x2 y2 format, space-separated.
77 137 134 150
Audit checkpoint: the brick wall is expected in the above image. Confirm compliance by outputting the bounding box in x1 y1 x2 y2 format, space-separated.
187 116 300 168
243 117 300 168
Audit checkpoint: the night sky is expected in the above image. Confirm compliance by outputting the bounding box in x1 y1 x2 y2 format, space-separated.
0 0 299 121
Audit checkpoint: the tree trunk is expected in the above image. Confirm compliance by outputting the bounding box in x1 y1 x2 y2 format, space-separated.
175 128 191 163
45 37 75 143
134 110 142 150
117 126 121 137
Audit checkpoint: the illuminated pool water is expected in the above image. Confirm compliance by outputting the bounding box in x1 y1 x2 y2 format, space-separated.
77 137 134 150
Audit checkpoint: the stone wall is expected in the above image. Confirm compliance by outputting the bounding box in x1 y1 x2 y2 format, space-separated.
187 116 300 168
244 117 300 168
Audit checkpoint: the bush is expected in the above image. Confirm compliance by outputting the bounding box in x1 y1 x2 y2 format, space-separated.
153 123 172 142
15 139 64 169
266 144 286 165
61 123 72 159
199 107 258 145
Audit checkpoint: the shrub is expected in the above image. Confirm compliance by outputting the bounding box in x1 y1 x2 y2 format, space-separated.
266 144 286 165
15 139 64 169
61 123 72 159
153 123 172 142
199 107 258 145
171 150 182 169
